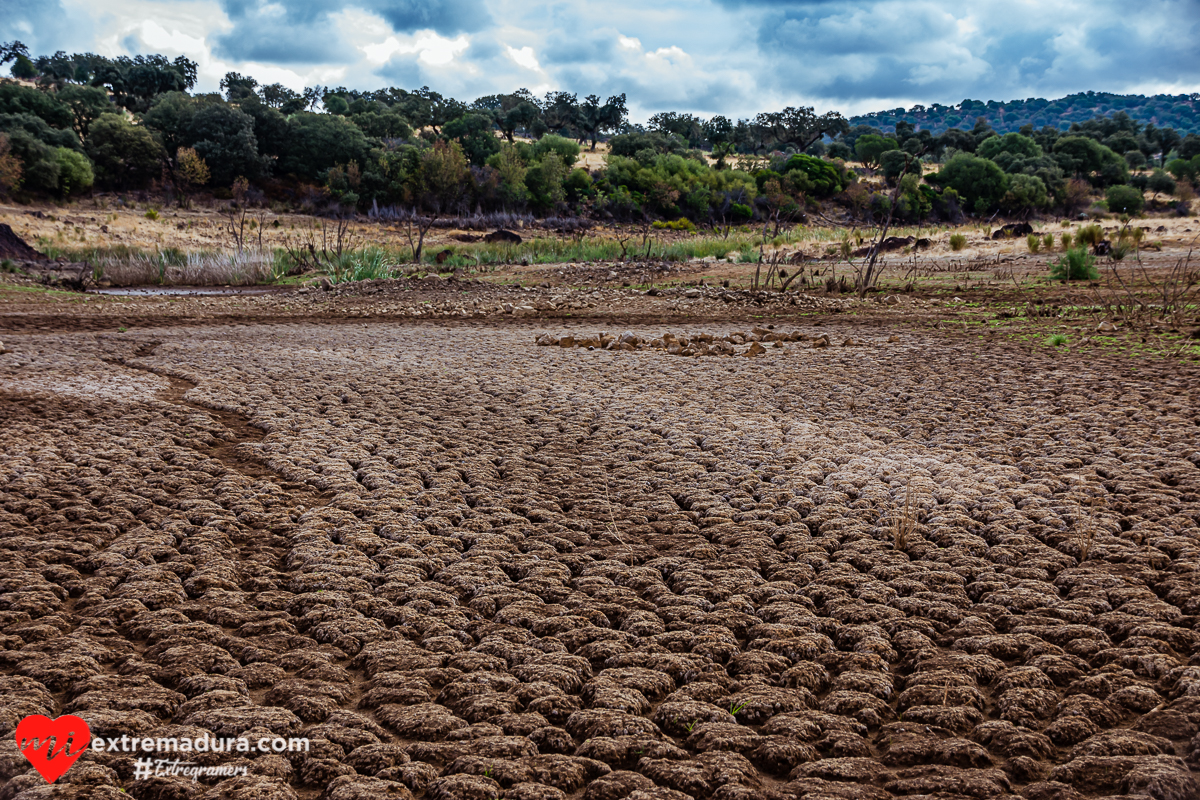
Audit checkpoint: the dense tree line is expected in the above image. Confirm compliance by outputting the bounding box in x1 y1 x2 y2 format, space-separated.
852 92 1200 137
0 41 1197 227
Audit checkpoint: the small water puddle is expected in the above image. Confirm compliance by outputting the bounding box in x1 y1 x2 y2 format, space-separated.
91 285 283 297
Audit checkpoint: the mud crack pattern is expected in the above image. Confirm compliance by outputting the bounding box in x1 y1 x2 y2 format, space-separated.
1 321 1200 800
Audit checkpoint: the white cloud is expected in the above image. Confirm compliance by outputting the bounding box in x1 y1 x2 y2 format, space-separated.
505 45 540 71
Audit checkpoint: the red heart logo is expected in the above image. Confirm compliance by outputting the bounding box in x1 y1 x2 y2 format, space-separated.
15 714 91 783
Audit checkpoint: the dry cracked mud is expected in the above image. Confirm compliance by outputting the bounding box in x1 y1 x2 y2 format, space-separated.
1 319 1200 800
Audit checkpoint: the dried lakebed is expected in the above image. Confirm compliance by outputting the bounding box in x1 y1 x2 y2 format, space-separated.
1 321 1199 800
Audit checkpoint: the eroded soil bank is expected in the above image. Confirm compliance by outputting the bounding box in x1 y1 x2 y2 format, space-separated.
1 313 1199 800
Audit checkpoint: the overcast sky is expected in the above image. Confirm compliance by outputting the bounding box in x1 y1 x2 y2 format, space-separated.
4 0 1199 120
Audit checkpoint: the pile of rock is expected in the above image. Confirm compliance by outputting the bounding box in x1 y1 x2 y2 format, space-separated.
536 327 847 356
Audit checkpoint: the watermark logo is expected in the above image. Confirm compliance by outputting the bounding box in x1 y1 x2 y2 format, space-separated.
15 715 309 785
15 714 91 783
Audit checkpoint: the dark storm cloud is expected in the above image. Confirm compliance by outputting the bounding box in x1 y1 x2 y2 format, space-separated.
0 0 87 54
212 0 488 64
541 31 617 65
372 0 490 34
745 0 1200 105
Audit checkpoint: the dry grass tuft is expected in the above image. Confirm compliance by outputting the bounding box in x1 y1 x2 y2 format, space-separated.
891 488 919 551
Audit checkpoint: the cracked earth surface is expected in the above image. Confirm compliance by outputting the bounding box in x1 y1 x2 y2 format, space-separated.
1 320 1200 800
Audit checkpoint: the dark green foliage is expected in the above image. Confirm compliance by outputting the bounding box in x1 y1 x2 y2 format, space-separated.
1147 169 1176 197
144 94 265 184
2 130 57 193
0 83 73 130
887 174 934 222
260 83 301 110
1125 150 1147 169
11 54 37 79
1179 134 1200 160
348 107 413 140
0 112 80 150
748 106 849 154
879 150 919 185
442 112 500 166
410 139 469 213
56 84 114 139
32 50 106 84
85 115 164 189
323 95 350 116
783 153 850 196
1105 184 1144 214
0 41 29 66
1000 173 1049 211
279 113 373 183
524 155 566 213
1050 247 1099 281
539 91 578 136
532 135 580 169
609 131 685 159
827 142 852 160
854 134 898 168
851 93 1200 136
936 127 977 155
233 96 290 163
1166 156 1199 183
1052 136 1128 187
187 103 265 184
577 93 627 150
92 54 198 112
54 147 93 195
931 153 1009 213
650 112 705 147
977 132 1041 161
596 153 757 220
702 115 734 147
220 72 258 101
564 168 593 202
0 109 88 196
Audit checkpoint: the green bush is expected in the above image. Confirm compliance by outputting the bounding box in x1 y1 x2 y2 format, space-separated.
1061 232 1072 250
879 149 918 185
1166 156 1199 184
854 134 899 169
1043 233 1054 251
782 153 849 196
1050 247 1098 281
54 147 93 196
532 134 580 169
949 233 967 251
827 142 852 160
441 112 501 166
1076 224 1104 248
1026 233 1040 253
1001 174 1049 211
652 217 697 233
931 153 1009 214
1147 169 1176 197
1104 184 1144 215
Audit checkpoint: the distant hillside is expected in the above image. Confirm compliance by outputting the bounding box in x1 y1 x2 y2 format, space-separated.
851 91 1200 135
